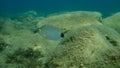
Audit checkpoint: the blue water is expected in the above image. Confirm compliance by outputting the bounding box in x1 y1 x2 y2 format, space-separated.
0 0 120 17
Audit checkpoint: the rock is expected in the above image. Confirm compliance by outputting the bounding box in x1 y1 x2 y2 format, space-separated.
37 11 102 32
47 25 120 68
36 11 120 68
0 11 120 68
103 12 120 33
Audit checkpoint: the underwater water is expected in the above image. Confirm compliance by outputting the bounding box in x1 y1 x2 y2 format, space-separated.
0 0 120 17
0 0 120 68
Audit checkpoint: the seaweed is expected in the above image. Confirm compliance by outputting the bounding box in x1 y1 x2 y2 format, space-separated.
105 36 118 46
0 38 10 52
5 47 44 68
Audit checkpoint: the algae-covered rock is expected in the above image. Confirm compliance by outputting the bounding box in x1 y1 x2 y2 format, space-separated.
5 47 44 68
37 11 102 32
11 11 44 31
0 36 10 52
36 11 120 68
0 11 120 68
103 12 120 33
0 29 59 68
47 26 120 68
0 17 59 68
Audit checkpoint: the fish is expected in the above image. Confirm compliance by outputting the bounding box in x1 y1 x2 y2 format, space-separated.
38 24 61 40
